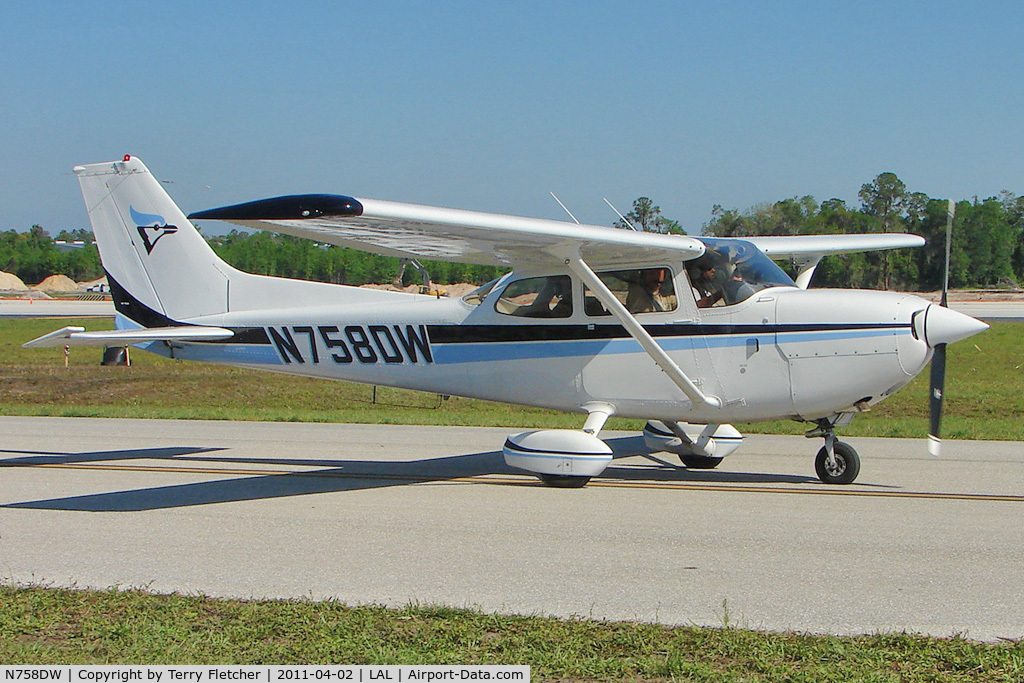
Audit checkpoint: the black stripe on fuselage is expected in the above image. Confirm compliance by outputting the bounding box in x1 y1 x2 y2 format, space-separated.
106 272 270 344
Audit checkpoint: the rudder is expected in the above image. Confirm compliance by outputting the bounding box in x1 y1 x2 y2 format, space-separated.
74 156 231 322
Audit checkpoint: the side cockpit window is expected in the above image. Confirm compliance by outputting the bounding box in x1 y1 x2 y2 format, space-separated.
494 275 573 318
584 267 677 316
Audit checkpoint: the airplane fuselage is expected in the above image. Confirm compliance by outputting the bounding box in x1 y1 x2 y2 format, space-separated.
37 156 988 486
137 275 932 425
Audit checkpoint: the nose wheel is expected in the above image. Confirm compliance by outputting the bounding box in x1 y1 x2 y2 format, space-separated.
813 435 861 484
806 420 861 484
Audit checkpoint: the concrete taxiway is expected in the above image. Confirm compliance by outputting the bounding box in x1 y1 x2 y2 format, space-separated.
0 298 115 317
1 416 1022 641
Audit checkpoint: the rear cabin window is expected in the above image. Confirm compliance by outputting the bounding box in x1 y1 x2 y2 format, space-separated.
583 267 677 316
494 275 573 318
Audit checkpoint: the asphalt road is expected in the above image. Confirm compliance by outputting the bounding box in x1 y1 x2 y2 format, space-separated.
1 417 1021 641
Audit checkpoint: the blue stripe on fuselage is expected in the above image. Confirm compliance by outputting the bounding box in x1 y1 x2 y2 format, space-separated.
432 326 909 365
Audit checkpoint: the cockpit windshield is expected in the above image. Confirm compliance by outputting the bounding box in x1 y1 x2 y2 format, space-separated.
688 237 796 307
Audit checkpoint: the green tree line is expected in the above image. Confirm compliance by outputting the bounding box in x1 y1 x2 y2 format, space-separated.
4 171 1022 291
0 226 103 284
701 173 1024 290
206 230 507 287
0 225 505 288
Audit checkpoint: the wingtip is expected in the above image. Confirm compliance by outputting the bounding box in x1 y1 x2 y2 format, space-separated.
188 194 364 221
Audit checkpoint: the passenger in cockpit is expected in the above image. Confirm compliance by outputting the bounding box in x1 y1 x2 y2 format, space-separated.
694 262 753 307
627 268 671 313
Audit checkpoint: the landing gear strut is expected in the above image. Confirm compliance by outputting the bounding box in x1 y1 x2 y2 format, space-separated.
807 419 861 484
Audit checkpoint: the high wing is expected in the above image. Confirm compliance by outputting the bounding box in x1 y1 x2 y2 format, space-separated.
190 194 925 277
189 195 707 268
744 233 925 257
742 233 926 289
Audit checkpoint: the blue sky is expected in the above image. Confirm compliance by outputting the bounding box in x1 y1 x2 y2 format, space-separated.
1 1 1021 235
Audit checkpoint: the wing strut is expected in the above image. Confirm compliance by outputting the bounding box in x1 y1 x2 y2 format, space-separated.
792 254 824 289
563 255 722 409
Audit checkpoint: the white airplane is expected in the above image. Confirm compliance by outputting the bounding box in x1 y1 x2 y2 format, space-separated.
27 156 989 487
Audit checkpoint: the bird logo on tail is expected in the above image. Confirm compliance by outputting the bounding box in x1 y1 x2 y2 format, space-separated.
130 206 178 254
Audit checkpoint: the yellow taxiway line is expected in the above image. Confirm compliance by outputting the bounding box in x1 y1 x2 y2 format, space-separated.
5 460 1024 503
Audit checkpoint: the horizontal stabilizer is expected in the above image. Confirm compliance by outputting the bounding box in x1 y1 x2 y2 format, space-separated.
23 325 234 348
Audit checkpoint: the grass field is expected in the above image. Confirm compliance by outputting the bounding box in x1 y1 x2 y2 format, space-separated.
2 586 1023 680
1 317 1022 440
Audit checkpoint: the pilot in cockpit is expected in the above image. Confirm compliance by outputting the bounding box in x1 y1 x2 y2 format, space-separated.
692 260 754 308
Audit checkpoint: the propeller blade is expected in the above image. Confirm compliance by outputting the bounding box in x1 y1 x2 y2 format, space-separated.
928 198 955 456
927 342 947 456
941 199 953 307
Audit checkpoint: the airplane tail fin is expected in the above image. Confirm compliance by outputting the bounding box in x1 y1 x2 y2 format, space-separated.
74 156 233 323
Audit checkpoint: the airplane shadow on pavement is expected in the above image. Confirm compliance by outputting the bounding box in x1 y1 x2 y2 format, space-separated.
0 436 819 512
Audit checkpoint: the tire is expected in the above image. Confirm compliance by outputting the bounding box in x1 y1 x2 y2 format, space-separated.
680 454 725 469
814 441 861 484
538 474 591 488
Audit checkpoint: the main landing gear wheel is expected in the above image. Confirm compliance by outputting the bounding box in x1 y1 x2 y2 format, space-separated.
538 474 592 488
814 441 860 484
679 454 725 469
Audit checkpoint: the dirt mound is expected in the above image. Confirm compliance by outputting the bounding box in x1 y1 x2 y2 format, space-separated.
78 276 108 290
361 283 423 294
33 274 79 292
0 271 29 291
443 283 479 298
359 282 481 298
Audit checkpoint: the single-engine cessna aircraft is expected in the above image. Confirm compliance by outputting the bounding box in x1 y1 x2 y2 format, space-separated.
27 156 989 487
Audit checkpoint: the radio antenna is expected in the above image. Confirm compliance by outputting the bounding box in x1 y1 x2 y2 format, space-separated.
603 197 639 231
549 192 580 224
